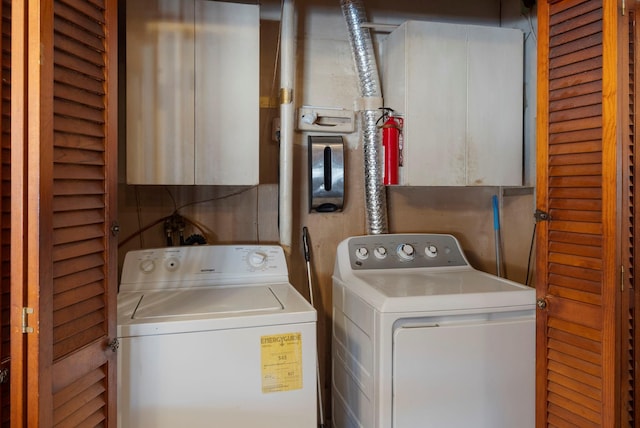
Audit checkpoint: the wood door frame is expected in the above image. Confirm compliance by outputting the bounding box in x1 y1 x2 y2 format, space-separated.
10 0 55 425
10 0 28 425
602 0 622 424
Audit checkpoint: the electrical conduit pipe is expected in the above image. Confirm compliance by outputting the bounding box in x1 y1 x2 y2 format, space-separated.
279 0 296 251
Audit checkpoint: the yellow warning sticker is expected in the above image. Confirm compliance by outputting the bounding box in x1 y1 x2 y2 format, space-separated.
261 332 303 393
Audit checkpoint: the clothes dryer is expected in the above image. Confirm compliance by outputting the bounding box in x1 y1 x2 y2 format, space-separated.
332 233 535 428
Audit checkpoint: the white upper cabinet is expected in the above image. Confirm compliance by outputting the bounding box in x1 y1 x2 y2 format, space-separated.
383 21 523 186
126 0 259 185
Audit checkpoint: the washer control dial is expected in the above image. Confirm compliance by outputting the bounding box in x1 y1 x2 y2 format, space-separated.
397 244 415 261
139 259 156 273
425 244 438 258
373 246 388 259
248 251 269 269
355 247 369 261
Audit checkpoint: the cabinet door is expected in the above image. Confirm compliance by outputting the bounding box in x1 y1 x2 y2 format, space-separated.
384 21 467 186
383 21 523 186
466 25 523 186
194 1 259 185
126 0 195 185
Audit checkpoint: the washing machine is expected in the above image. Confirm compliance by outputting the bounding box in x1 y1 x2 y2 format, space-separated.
332 233 535 428
117 244 317 428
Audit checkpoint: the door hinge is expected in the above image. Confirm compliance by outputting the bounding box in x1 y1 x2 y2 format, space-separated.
534 209 550 222
622 0 626 16
22 307 33 334
621 265 625 292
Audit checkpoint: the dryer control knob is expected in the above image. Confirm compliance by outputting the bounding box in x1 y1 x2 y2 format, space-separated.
355 247 369 260
397 244 415 261
373 246 388 259
248 251 268 268
139 259 156 273
425 245 438 258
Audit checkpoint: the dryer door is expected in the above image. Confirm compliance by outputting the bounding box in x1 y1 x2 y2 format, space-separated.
392 313 535 428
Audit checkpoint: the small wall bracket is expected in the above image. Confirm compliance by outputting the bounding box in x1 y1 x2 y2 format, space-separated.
297 107 355 133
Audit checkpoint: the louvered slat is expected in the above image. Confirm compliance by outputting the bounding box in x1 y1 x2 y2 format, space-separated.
53 195 104 212
54 269 104 294
54 385 106 427
54 2 104 40
54 283 104 311
53 225 104 248
54 311 104 344
55 154 103 170
53 240 105 263
54 68 105 96
54 325 106 361
54 165 105 181
53 254 104 279
52 294 104 327
54 181 104 196
54 99 105 123
548 371 602 400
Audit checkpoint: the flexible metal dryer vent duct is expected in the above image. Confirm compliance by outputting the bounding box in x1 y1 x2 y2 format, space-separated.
340 0 388 235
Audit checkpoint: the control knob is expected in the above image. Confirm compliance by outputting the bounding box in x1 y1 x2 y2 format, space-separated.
425 244 438 258
139 259 155 273
397 244 415 261
248 251 268 268
355 247 369 261
373 246 388 259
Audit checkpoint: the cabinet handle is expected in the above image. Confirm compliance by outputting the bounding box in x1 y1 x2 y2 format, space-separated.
107 338 120 352
111 222 120 237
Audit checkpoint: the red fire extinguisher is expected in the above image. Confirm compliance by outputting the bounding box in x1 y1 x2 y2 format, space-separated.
381 112 403 185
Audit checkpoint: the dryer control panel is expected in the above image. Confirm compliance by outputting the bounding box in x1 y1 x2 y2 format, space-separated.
347 233 468 270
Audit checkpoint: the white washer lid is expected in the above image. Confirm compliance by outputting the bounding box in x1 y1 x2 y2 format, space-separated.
117 283 316 337
133 286 282 319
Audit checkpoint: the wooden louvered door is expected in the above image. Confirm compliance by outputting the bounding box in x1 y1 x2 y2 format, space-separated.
0 1 9 426
620 1 637 425
10 0 118 426
536 0 630 426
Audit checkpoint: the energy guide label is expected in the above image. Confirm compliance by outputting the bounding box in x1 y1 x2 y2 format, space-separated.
261 332 303 393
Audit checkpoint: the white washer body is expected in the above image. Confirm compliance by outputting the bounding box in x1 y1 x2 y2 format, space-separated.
332 234 535 428
117 245 317 428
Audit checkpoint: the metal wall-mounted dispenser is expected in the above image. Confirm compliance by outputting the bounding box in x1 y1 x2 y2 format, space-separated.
308 136 344 212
